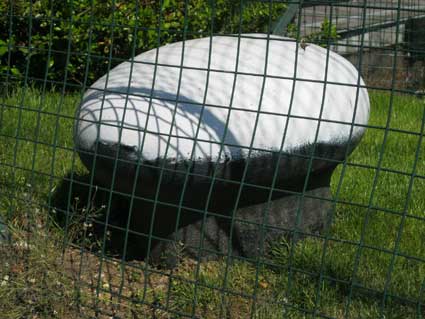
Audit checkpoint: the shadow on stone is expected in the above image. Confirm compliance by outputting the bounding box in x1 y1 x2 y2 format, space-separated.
51 171 334 268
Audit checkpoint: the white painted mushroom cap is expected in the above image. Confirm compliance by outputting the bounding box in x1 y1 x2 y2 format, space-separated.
75 34 369 166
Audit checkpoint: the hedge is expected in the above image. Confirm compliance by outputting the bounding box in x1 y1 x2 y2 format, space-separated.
0 0 286 90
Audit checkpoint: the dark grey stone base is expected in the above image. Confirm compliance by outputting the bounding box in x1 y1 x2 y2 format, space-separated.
51 173 334 268
149 187 333 267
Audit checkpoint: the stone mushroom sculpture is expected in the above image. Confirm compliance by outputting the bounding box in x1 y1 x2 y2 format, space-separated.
74 34 369 264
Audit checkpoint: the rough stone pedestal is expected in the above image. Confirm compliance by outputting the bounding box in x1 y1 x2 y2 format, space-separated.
149 187 332 267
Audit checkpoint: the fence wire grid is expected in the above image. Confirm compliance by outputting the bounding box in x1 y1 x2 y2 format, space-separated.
1 0 425 318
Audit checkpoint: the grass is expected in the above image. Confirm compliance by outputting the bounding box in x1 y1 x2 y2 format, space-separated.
0 86 424 318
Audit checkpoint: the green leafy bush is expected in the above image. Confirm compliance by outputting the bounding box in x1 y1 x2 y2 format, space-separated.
0 0 286 90
287 17 340 47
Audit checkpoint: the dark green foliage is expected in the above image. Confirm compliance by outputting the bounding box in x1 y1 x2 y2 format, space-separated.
0 0 286 90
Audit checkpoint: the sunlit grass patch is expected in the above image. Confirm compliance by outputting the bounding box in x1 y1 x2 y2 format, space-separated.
0 88 424 318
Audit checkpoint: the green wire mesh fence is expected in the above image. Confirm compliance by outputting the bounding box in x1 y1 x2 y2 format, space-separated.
0 0 425 318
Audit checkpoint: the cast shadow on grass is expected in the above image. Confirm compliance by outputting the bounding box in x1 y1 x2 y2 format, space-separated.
50 171 156 262
50 171 236 266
